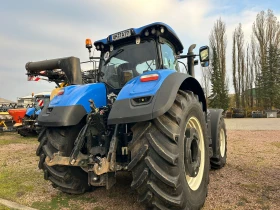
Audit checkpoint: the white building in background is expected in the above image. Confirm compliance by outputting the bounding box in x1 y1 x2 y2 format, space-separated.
0 98 16 105
17 92 51 105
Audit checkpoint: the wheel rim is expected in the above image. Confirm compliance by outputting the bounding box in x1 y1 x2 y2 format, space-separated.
220 128 226 157
185 117 205 191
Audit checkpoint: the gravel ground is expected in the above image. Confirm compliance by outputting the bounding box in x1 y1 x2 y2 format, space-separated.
0 119 279 210
225 118 280 130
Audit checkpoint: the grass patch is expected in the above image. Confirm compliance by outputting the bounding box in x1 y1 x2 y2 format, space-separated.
0 168 40 201
0 203 13 210
0 138 36 145
93 207 106 210
0 133 37 145
271 142 280 148
239 196 250 203
240 183 259 192
31 193 97 209
236 200 245 206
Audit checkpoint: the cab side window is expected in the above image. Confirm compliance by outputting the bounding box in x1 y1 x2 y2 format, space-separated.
161 42 179 71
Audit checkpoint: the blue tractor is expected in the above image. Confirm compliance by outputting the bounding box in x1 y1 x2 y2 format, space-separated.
26 22 227 210
18 94 50 137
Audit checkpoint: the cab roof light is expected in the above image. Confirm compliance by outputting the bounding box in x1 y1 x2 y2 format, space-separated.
140 74 159 82
85 39 92 49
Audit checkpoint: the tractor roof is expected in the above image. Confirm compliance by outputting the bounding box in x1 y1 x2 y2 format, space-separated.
94 22 184 54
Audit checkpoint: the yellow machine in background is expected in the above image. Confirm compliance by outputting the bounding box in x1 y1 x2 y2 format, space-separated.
50 82 68 100
0 112 13 131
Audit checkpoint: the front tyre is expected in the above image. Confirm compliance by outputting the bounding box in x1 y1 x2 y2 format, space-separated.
128 90 209 210
210 117 227 169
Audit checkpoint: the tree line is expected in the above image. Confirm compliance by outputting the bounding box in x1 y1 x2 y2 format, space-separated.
201 9 280 111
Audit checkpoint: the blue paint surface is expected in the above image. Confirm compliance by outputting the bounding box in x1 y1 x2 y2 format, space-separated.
25 107 36 117
116 70 176 100
35 109 41 116
49 83 107 113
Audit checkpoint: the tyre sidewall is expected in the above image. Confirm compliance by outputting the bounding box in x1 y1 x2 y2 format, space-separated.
178 101 209 208
217 118 227 164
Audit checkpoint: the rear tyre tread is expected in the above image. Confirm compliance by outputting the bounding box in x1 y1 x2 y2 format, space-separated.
131 168 149 190
146 133 178 165
147 181 182 206
145 156 179 188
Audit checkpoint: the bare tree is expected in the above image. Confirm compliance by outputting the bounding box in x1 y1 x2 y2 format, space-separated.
232 23 244 108
252 9 280 108
232 23 255 109
209 18 229 110
200 66 211 99
209 18 227 82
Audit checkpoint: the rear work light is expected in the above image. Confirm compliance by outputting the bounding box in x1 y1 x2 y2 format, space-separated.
140 74 159 82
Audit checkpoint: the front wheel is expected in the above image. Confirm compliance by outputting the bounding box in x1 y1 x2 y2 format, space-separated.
128 90 209 210
210 116 227 169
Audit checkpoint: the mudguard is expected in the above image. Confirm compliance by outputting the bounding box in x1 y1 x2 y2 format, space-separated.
38 83 107 127
25 108 36 117
108 70 206 124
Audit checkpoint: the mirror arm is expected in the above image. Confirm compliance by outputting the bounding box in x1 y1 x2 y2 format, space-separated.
178 61 187 73
177 54 198 59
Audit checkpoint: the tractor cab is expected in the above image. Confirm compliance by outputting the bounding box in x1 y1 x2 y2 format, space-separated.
91 22 209 90
34 94 50 110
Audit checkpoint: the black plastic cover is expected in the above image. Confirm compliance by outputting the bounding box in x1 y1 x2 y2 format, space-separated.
38 105 87 127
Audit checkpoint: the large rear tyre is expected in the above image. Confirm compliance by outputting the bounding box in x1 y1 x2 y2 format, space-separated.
210 117 227 169
36 125 90 194
128 90 209 210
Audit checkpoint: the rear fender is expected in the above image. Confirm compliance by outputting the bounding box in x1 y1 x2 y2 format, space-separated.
108 70 206 124
38 83 107 126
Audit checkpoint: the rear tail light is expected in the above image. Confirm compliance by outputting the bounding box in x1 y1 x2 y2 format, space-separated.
140 74 159 82
57 89 64 95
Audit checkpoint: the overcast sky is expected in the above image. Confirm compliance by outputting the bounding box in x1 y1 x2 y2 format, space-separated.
1 0 280 101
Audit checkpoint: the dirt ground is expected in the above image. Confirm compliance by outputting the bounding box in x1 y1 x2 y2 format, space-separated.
225 118 280 130
0 118 279 210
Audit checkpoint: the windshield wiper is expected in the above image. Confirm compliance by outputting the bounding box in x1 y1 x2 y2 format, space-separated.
103 49 124 65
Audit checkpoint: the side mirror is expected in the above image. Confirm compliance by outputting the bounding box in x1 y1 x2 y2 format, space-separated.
199 46 209 67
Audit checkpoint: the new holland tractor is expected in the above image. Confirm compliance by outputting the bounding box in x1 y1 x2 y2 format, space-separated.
27 22 227 210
